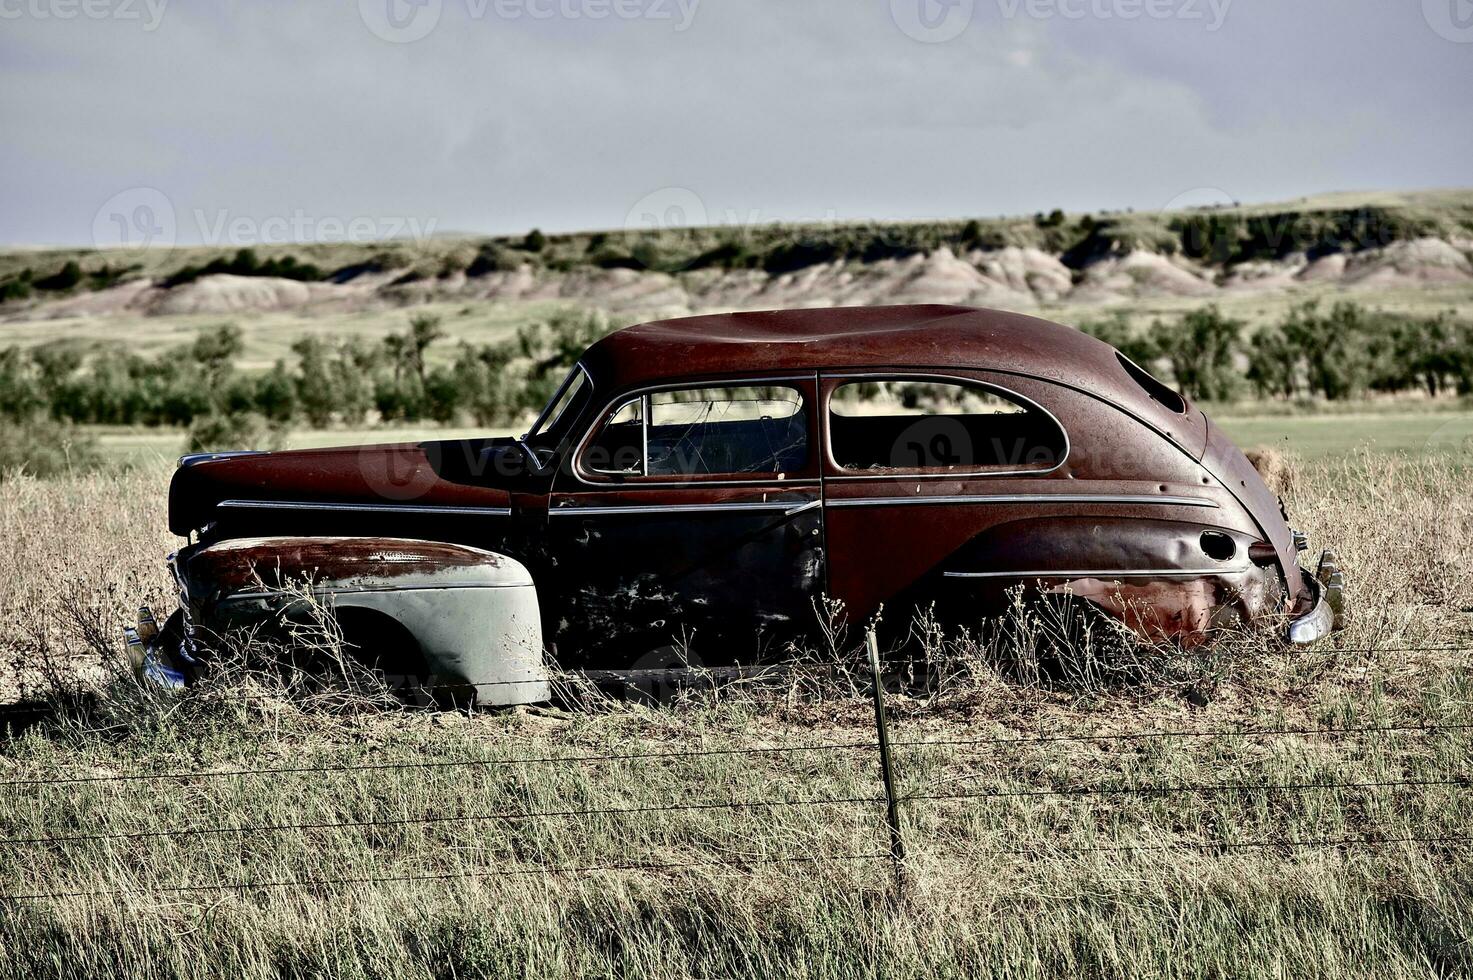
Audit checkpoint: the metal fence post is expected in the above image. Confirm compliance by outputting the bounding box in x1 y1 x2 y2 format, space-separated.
867 629 908 891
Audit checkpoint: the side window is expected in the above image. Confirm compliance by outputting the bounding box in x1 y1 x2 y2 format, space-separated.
828 379 1066 472
583 385 808 479
584 399 645 475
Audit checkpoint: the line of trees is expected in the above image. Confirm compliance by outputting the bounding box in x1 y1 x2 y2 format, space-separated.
2 300 1469 456
0 309 617 450
1080 302 1473 403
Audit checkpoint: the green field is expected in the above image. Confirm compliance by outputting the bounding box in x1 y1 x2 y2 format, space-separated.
1218 411 1473 458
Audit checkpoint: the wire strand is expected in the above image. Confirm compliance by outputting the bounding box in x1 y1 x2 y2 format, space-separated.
944 831 1473 859
0 851 889 903
6 773 1466 850
889 721 1473 752
0 738 877 789
906 774 1473 804
7 830 1469 903
5 721 1468 790
0 793 883 849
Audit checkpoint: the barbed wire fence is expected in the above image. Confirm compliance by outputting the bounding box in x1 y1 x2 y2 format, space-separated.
0 634 1470 904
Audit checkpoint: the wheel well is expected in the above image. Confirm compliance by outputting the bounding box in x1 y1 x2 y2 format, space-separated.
332 607 430 679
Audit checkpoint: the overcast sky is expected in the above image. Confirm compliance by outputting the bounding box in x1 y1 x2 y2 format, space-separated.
1 0 1469 247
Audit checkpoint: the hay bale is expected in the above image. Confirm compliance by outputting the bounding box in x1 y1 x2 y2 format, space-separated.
1244 447 1296 496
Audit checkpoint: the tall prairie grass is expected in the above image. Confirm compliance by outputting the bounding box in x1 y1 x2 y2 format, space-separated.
0 452 1469 979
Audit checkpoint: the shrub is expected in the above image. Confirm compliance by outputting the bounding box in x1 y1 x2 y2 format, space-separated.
185 411 283 453
254 361 299 424
451 341 519 426
1078 311 1158 368
33 260 83 292
163 249 324 288
1150 306 1243 402
0 419 103 479
1245 326 1299 399
466 245 520 277
0 276 33 303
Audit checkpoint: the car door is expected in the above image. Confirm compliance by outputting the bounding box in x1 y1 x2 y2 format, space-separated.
545 374 824 666
818 370 1075 630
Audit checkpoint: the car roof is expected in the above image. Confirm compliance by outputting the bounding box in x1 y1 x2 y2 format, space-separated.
582 304 1129 398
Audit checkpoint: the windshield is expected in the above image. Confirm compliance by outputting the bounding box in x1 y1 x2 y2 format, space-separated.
524 364 592 447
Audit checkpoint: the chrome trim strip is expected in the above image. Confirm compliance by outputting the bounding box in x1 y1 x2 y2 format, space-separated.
944 566 1250 579
550 500 812 518
178 450 267 468
216 499 512 517
523 362 592 442
827 493 1218 509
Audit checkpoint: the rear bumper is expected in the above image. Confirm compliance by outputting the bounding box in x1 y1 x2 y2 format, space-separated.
1287 550 1346 645
1287 576 1335 644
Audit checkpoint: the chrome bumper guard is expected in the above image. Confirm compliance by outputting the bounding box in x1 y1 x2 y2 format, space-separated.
1288 549 1347 645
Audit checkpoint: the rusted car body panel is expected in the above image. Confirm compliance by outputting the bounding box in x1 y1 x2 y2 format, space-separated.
164 304 1338 673
164 536 547 704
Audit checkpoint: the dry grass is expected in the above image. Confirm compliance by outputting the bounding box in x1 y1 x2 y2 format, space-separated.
0 452 1470 978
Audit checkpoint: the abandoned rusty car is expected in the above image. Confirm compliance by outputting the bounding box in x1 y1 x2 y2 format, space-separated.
141 304 1344 703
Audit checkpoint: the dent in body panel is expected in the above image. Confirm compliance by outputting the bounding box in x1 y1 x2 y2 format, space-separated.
1057 566 1284 645
934 515 1289 643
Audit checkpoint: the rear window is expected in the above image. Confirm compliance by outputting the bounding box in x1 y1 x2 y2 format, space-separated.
1117 352 1186 414
828 379 1065 472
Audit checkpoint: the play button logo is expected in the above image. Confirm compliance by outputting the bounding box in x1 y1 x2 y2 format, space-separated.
1423 0 1473 41
360 0 442 43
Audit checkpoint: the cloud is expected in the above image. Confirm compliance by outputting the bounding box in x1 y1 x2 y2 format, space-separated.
0 0 1466 245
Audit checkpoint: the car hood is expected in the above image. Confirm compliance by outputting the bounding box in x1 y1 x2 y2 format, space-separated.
168 438 518 536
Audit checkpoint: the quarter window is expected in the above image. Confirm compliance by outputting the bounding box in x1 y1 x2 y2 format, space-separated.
584 385 808 479
828 379 1065 472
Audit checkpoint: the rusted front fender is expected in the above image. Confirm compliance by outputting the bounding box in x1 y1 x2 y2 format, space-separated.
170 536 548 706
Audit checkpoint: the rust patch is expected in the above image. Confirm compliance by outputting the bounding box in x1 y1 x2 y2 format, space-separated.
183 537 503 592
1060 567 1282 646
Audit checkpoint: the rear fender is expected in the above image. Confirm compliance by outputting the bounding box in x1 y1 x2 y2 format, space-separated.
941 515 1287 643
